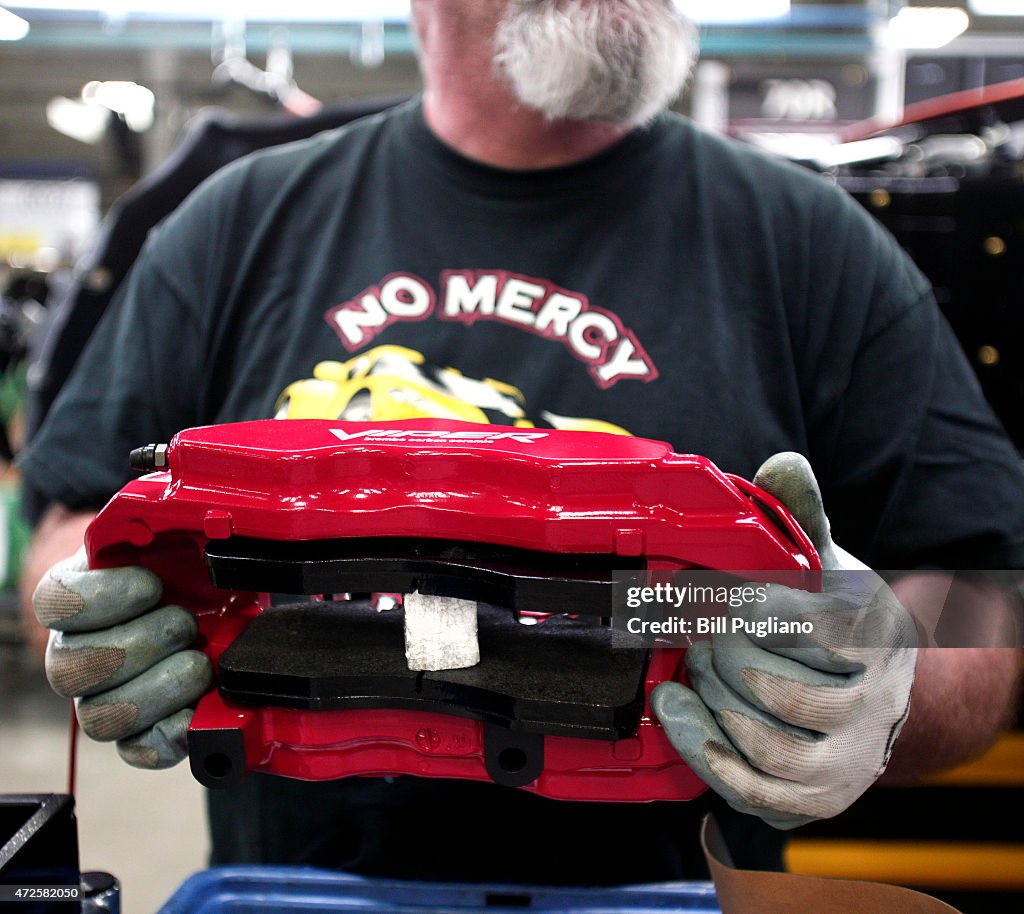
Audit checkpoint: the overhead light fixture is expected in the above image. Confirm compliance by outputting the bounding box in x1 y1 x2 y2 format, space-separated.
676 0 790 23
968 1 1024 15
46 79 155 143
81 79 155 131
886 6 970 49
45 96 108 144
812 137 905 170
9 1 794 25
0 6 30 40
2 2 413 21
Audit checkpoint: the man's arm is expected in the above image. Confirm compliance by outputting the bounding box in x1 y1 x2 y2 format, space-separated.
883 572 1022 781
18 504 97 659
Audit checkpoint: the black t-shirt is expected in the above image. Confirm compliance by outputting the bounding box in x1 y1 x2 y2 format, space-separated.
19 98 1024 882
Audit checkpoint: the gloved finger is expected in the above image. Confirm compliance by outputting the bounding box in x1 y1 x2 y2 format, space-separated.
753 452 834 563
755 576 916 666
116 708 193 769
686 640 814 740
45 605 198 698
706 629 864 732
727 593 864 675
75 651 212 742
33 548 163 632
729 581 886 674
755 454 870 579
686 641 830 782
651 680 817 831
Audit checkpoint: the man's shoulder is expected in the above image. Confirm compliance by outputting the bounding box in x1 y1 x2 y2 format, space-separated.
147 100 414 249
657 112 855 215
201 100 412 194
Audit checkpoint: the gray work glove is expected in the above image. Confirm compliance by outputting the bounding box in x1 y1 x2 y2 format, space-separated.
652 452 918 829
32 547 212 769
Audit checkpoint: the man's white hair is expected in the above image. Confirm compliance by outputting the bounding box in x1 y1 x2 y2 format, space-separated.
494 0 698 126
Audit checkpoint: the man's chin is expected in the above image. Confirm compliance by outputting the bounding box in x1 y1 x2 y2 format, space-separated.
494 0 697 128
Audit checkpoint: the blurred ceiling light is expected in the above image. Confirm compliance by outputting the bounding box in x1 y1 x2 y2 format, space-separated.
968 1 1024 15
46 95 108 144
0 7 30 39
81 79 155 131
886 6 970 49
812 136 905 170
47 79 155 143
5 2 413 21
675 1 790 22
9 1 793 24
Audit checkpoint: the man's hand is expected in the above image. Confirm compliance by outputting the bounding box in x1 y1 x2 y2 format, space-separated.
651 452 918 829
33 547 212 769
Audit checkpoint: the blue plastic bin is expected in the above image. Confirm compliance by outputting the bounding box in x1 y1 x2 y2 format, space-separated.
156 867 720 913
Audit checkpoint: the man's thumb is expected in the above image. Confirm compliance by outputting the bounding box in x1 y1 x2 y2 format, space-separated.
753 452 831 556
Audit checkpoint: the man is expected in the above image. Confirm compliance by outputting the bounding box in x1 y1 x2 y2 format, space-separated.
20 0 1023 883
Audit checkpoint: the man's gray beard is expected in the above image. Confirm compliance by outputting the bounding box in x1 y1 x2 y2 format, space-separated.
494 0 698 126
